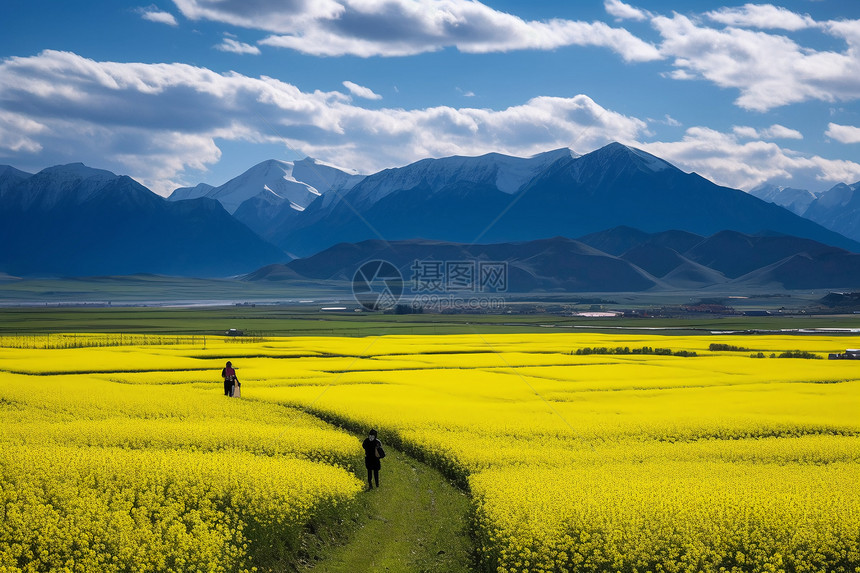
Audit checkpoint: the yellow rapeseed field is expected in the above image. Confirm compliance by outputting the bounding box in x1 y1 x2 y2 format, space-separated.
0 338 364 573
1 332 858 572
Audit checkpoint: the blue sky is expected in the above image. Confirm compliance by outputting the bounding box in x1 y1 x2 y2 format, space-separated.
1 0 859 196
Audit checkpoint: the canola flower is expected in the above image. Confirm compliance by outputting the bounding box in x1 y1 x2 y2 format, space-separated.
0 339 364 572
2 332 859 572
251 332 860 573
0 446 360 573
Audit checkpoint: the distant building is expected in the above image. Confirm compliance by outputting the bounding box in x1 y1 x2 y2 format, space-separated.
828 349 860 360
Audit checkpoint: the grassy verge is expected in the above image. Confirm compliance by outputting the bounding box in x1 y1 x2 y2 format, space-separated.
297 441 474 573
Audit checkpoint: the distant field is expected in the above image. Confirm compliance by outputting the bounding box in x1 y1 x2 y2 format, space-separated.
2 329 858 572
0 275 350 304
1 304 859 337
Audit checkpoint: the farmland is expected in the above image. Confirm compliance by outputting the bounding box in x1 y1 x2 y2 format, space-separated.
1 326 858 572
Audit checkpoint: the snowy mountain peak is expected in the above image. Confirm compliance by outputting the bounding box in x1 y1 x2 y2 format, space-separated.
169 157 364 215
627 146 674 172
587 143 675 173
39 163 118 186
0 165 33 180
346 147 577 208
290 157 364 195
816 182 856 208
18 163 123 208
749 183 818 216
532 147 579 162
800 181 860 242
0 162 161 213
169 182 215 202
0 165 33 196
557 143 681 189
295 156 361 175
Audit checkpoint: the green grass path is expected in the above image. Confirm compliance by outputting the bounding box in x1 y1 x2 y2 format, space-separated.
300 448 475 573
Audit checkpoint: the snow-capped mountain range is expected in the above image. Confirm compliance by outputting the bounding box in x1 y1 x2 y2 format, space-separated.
341 147 577 209
1 163 123 210
263 142 859 257
0 163 285 276
169 157 363 214
3 142 860 281
749 184 819 216
751 181 860 242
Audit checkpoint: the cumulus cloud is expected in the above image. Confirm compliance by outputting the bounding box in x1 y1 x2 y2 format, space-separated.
648 114 681 127
826 122 860 144
653 12 860 111
0 111 46 154
215 36 261 55
705 4 817 31
604 0 650 22
643 126 860 191
171 0 660 61
4 50 856 197
136 5 179 26
163 1 860 115
0 50 647 195
342 80 382 100
828 19 860 47
733 126 760 140
733 124 803 140
763 124 803 140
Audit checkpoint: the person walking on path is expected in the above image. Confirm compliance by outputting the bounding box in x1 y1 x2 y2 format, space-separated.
361 429 384 489
221 361 239 397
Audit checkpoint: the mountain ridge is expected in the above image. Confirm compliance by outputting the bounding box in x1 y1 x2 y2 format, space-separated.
4 143 860 281
168 157 364 214
0 163 286 277
269 142 859 256
246 228 860 292
749 180 860 243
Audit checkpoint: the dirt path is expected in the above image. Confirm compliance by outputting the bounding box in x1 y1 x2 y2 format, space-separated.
300 446 475 572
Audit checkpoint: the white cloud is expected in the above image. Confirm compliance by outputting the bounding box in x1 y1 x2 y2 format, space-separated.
826 122 860 144
705 4 817 31
643 126 860 191
653 13 860 111
650 114 681 127
733 126 760 139
604 0 650 22
3 50 856 197
171 0 660 61
215 37 261 55
734 124 803 140
163 1 860 115
342 81 382 100
171 0 341 31
0 50 647 194
828 19 860 48
0 111 45 154
137 5 179 26
664 69 696 81
762 124 803 140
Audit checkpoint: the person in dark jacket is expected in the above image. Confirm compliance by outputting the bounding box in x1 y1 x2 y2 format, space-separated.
221 361 238 397
361 429 383 489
